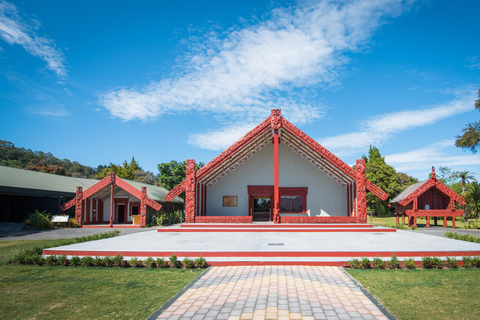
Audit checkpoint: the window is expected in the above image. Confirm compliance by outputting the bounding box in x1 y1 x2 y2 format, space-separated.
281 196 304 213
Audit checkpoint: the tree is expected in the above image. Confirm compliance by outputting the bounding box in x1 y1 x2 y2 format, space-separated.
450 170 476 195
362 146 403 215
455 89 480 152
466 182 480 224
397 172 419 188
96 157 152 182
157 160 204 198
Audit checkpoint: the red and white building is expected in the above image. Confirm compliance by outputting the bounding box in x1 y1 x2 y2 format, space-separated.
165 109 388 223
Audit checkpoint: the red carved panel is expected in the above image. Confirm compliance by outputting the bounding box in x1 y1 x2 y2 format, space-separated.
248 185 274 196
405 209 464 217
356 159 367 223
185 159 196 223
366 180 388 201
195 216 253 223
270 109 282 129
140 186 147 227
280 216 358 223
61 197 76 211
75 187 83 226
165 180 186 201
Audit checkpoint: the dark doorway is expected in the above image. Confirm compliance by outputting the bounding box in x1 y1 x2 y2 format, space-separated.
252 197 271 221
117 205 125 223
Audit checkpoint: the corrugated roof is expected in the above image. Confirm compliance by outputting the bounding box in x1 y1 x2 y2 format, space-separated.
390 180 427 204
0 166 183 203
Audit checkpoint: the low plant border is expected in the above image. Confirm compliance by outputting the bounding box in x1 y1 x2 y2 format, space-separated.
348 253 480 270
446 232 480 243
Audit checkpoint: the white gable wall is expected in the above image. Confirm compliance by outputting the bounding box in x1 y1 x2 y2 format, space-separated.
206 142 348 217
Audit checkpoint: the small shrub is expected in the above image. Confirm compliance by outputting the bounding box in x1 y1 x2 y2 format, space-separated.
372 257 385 270
348 258 361 269
431 257 444 269
112 255 124 267
169 254 181 268
446 232 480 244
93 256 105 267
103 256 114 267
473 256 480 268
182 255 195 269
67 218 81 228
80 256 94 267
25 210 52 230
404 258 416 269
130 257 143 268
422 256 433 269
144 257 156 268
387 254 401 269
156 258 167 268
46 255 57 266
57 255 69 266
446 256 458 269
463 256 474 268
194 256 207 269
70 256 81 266
361 257 371 269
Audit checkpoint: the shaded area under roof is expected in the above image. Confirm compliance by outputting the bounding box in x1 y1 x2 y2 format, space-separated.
0 166 183 204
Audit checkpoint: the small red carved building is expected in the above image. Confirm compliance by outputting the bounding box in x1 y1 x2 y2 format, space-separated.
61 172 182 227
165 109 388 223
389 167 465 228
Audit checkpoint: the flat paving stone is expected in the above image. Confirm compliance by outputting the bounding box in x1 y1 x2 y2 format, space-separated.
154 266 391 320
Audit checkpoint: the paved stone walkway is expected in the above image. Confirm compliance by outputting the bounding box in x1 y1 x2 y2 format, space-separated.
154 266 391 320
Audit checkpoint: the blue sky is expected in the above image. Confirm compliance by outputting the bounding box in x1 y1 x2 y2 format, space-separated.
0 0 479 181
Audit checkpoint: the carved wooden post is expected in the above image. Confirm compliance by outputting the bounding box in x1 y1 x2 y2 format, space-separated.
356 159 367 223
402 213 405 224
396 214 399 224
426 217 430 227
449 198 456 229
75 187 83 226
109 172 115 228
443 217 447 228
185 159 196 223
271 109 282 223
140 186 147 228
434 217 438 226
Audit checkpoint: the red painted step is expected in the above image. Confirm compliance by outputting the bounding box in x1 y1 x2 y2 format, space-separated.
82 224 141 228
158 228 395 233
180 223 373 228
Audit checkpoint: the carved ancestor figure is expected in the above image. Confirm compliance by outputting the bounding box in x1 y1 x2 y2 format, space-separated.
270 109 282 129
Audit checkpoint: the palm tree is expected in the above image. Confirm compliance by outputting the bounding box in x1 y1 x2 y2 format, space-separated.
466 182 480 224
451 170 477 194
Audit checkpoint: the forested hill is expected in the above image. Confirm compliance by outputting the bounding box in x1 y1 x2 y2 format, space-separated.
0 140 106 178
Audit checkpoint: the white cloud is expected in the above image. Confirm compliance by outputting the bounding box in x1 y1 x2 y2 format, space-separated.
30 106 69 117
0 1 66 76
99 0 418 149
319 90 477 154
385 139 480 177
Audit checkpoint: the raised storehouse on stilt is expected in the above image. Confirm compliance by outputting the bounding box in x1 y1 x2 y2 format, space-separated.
61 172 182 227
165 109 388 223
390 167 465 228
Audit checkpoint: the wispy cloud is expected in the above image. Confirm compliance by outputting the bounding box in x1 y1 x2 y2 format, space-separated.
466 56 480 70
99 0 419 150
0 1 66 76
319 89 477 155
385 139 480 177
29 105 69 117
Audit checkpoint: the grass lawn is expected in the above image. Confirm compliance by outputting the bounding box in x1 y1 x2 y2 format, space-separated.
0 240 202 319
348 269 480 320
371 215 469 229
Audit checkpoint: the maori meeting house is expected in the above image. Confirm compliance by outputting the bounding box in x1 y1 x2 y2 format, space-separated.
165 109 389 224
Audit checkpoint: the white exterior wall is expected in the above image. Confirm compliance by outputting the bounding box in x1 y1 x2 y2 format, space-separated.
206 142 348 217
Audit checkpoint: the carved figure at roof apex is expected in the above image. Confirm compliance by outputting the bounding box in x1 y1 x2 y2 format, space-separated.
270 109 282 129
431 166 436 180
